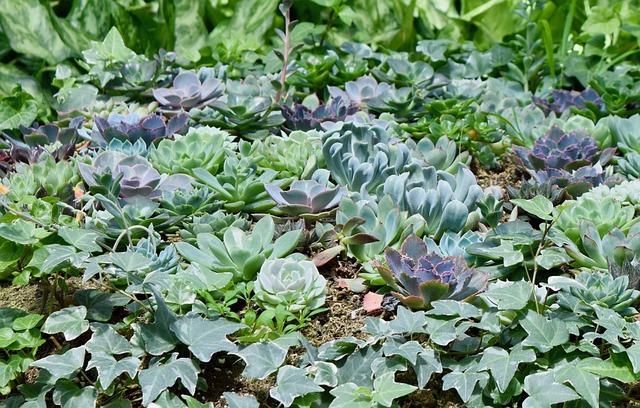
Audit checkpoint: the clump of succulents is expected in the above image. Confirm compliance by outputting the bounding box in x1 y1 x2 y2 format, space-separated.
327 76 392 108
3 154 79 201
158 187 218 217
3 119 83 165
367 87 425 121
178 211 250 244
511 126 616 198
153 68 225 113
617 152 640 179
175 216 301 282
78 150 193 198
281 96 359 131
377 234 489 310
265 179 347 220
253 258 327 313
250 130 323 179
79 112 188 150
533 88 604 115
406 135 471 174
579 179 640 212
506 178 565 209
148 126 235 177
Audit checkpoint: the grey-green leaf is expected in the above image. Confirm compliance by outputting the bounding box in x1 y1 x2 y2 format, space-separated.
270 365 323 407
232 342 288 379
86 352 140 390
223 392 260 408
520 310 569 352
85 323 131 355
477 344 536 392
170 312 245 362
522 371 579 408
511 195 554 221
52 380 97 408
31 347 86 382
138 355 198 406
41 306 89 341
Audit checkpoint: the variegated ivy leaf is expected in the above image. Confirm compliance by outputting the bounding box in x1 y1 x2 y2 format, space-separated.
555 365 600 408
32 347 86 382
137 285 178 356
86 352 140 389
85 323 131 355
42 306 89 341
388 307 427 335
222 392 259 408
522 371 579 408
231 342 288 380
270 365 323 407
138 354 198 406
52 379 97 408
372 372 417 407
520 310 569 353
477 344 536 393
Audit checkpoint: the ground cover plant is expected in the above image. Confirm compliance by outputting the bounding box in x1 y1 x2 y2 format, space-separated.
3 0 640 406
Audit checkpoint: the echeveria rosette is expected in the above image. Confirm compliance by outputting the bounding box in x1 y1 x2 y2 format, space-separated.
378 234 489 310
265 180 348 220
153 69 225 112
533 88 605 115
281 97 360 131
254 258 327 313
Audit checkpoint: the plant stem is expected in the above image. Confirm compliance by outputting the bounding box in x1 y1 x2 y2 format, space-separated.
275 3 291 104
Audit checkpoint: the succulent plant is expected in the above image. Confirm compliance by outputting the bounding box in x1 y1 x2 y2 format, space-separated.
2 117 82 148
287 53 338 94
192 155 293 213
78 151 193 198
604 114 640 155
281 96 359 131
250 130 323 179
153 68 225 112
406 135 471 174
547 270 640 316
579 179 640 212
372 59 440 89
254 258 327 313
158 187 218 217
617 152 640 179
175 216 302 282
424 230 484 264
377 234 489 310
533 88 604 115
609 258 640 292
506 178 565 209
327 76 391 108
178 211 250 244
511 127 616 198
79 112 189 149
148 126 235 177
383 164 485 240
367 87 425 120
265 180 347 220
3 154 79 203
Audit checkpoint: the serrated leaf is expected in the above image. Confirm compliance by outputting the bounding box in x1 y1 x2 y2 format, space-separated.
522 371 579 408
31 347 85 382
52 380 97 408
41 306 89 341
482 281 532 310
477 344 536 392
85 323 131 355
232 342 288 379
170 312 245 363
388 307 427 334
270 365 323 407
372 371 417 407
511 196 554 221
223 392 260 408
86 352 140 389
138 355 198 406
555 365 600 408
74 290 131 322
442 370 489 402
520 310 569 352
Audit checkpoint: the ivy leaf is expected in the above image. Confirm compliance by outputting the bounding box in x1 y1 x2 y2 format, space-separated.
522 371 579 408
232 342 288 379
442 370 489 402
511 196 554 221
222 392 260 408
626 342 640 373
0 355 23 388
57 226 102 252
477 344 536 392
520 310 569 352
41 306 89 341
482 281 532 310
137 286 178 355
170 312 245 363
427 300 480 318
555 365 600 408
372 372 417 407
577 354 637 382
388 307 427 334
12 314 43 331
382 339 426 365
85 323 131 355
312 361 338 387
138 354 198 406
31 347 85 382
492 241 524 267
109 252 152 272
423 316 461 346
270 365 323 407
86 352 140 390
329 383 372 408
414 349 442 388
335 346 379 388
52 380 97 408
74 290 131 322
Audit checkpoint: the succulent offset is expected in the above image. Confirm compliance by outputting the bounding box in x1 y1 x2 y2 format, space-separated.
378 234 489 310
265 180 347 219
254 258 327 313
153 68 225 111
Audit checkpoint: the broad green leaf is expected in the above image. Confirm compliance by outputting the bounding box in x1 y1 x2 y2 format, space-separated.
578 354 638 382
0 92 39 131
170 312 245 363
0 219 41 245
482 281 532 310
57 227 102 252
492 241 524 267
270 365 323 407
12 314 43 331
372 371 417 407
382 339 426 365
41 245 78 274
329 383 372 408
520 310 569 352
427 300 481 318
555 365 600 408
184 395 215 408
0 355 22 388
109 252 152 272
82 26 136 64
42 306 89 341
522 371 579 408
86 352 140 389
137 286 178 355
442 370 489 402
477 344 536 392
0 327 16 349
85 323 131 355
52 380 97 408
511 196 554 221
232 342 288 379
626 342 640 374
423 316 462 346
31 347 86 382
138 355 198 406
388 307 427 334
223 392 260 408
74 290 131 322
